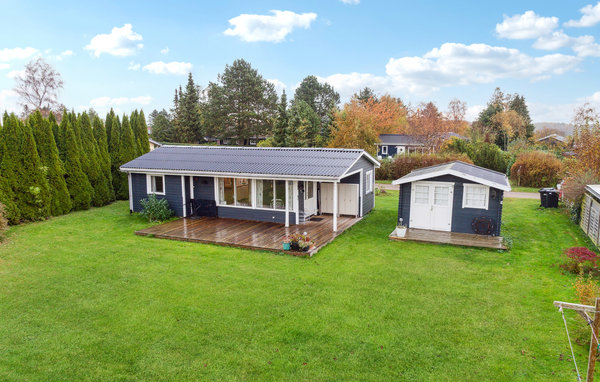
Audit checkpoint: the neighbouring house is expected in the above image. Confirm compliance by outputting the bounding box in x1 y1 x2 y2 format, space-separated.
536 133 567 147
148 138 162 151
205 136 268 146
581 185 600 246
120 146 379 232
392 161 511 236
376 134 427 159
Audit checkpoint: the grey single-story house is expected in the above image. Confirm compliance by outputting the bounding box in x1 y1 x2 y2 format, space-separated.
376 134 427 158
120 146 380 231
581 185 600 246
392 161 511 236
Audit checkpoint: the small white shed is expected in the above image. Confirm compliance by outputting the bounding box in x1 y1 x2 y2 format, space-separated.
581 185 600 246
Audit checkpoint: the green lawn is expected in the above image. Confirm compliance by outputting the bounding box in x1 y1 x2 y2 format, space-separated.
0 194 596 381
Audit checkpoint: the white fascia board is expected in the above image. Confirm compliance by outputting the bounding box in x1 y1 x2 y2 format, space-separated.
119 167 338 182
392 169 511 191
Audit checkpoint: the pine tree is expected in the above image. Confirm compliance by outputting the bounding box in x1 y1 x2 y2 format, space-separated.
286 100 319 147
80 112 111 206
93 115 115 201
115 115 136 199
61 119 93 210
29 110 72 215
174 74 203 143
109 114 122 194
0 114 51 221
273 91 289 147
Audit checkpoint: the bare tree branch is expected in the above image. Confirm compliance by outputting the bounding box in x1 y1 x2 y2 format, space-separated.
13 57 64 116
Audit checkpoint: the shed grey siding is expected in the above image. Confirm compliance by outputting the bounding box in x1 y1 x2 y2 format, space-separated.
130 173 185 217
398 175 504 236
344 156 375 215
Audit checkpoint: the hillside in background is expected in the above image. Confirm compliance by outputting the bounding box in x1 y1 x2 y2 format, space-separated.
534 122 574 135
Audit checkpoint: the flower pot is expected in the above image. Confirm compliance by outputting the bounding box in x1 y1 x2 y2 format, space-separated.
283 242 291 251
395 227 407 238
291 242 300 251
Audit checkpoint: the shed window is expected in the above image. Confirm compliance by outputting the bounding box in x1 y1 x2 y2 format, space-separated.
414 185 429 204
462 184 489 209
434 186 449 206
365 170 373 194
147 175 165 195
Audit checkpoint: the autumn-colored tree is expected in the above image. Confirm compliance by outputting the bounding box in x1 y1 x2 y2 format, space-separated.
490 110 526 150
405 102 451 149
328 96 407 155
445 98 469 135
572 103 600 178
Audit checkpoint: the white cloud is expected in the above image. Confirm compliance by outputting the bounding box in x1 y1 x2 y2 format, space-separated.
267 78 287 95
565 2 600 27
496 11 559 39
160 47 169 55
533 31 600 57
339 0 360 4
0 63 9 70
0 47 39 62
465 105 484 122
89 95 152 109
0 89 18 113
128 62 141 71
224 10 317 42
7 69 25 79
53 49 74 61
142 61 192 75
85 24 143 57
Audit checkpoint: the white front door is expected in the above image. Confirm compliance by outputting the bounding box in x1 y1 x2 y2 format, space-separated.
409 181 453 231
304 181 317 216
321 183 359 216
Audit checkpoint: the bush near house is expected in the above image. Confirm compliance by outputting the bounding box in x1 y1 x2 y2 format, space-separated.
509 151 563 188
560 247 600 276
139 194 174 222
376 152 472 181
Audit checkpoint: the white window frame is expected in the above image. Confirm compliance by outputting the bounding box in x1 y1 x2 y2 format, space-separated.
146 174 166 195
365 170 374 194
381 145 388 155
462 184 489 210
216 177 289 211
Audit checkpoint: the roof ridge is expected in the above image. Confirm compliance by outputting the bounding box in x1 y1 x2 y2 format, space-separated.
160 145 363 152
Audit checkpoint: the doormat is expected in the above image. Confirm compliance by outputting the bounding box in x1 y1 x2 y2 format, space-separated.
310 217 324 221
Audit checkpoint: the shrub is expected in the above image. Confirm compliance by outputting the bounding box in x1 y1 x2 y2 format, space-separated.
574 273 600 306
467 142 510 173
388 152 472 180
509 151 563 188
139 194 174 222
375 158 393 180
560 247 600 276
562 169 600 223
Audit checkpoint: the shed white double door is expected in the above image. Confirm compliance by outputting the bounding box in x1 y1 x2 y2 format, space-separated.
409 181 454 231
321 183 359 216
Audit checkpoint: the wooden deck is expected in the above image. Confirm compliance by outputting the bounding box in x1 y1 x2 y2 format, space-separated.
389 228 506 250
136 215 361 256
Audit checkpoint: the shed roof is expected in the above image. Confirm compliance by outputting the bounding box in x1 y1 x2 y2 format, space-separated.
391 161 511 191
587 185 600 200
120 146 379 180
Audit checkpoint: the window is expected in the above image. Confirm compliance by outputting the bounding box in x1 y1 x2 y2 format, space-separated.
219 178 235 205
235 178 252 207
381 145 388 155
253 179 287 210
365 170 373 194
414 185 429 204
434 186 449 206
147 175 165 195
462 184 489 209
305 181 314 200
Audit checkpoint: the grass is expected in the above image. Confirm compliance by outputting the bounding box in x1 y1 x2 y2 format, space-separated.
0 194 596 381
375 179 393 184
509 181 542 193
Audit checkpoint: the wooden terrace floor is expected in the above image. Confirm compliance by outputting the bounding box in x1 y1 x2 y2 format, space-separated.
389 228 506 250
136 214 361 256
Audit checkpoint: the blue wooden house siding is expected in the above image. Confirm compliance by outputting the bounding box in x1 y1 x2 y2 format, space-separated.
397 174 504 236
378 145 400 159
342 156 375 215
130 173 185 217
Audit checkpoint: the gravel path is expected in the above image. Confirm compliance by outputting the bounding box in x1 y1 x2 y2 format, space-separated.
376 183 539 200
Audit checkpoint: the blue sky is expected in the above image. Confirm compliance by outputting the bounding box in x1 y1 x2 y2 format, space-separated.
1 0 599 122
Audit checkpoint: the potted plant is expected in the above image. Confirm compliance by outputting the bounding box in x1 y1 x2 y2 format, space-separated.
395 218 407 238
282 235 291 251
288 232 314 253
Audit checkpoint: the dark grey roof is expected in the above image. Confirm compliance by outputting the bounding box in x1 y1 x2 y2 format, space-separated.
120 146 378 179
378 134 425 146
392 161 511 191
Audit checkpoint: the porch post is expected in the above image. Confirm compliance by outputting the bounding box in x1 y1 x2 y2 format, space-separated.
333 181 338 232
285 180 289 227
293 180 299 225
181 175 187 217
128 172 133 212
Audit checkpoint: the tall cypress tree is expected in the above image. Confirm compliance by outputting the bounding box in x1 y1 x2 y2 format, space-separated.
109 114 122 195
273 91 289 147
105 109 115 150
0 117 19 223
80 112 111 206
115 115 136 199
29 111 72 215
0 114 50 221
61 119 92 210
134 110 150 155
93 115 115 201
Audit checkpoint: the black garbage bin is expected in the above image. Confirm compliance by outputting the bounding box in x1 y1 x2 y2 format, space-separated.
539 188 559 208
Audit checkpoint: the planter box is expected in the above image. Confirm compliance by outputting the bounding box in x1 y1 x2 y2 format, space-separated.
395 227 407 238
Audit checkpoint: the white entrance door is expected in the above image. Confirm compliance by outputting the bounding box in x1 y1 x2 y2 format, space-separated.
304 181 317 216
321 183 359 216
409 181 453 231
